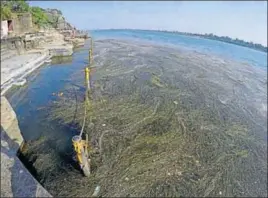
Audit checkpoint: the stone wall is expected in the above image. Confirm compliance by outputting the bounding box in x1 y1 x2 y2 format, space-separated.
24 32 46 50
1 37 25 55
18 13 33 33
1 32 46 53
11 13 33 36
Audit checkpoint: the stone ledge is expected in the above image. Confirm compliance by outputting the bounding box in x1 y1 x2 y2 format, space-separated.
1 51 49 96
46 44 73 56
1 97 23 149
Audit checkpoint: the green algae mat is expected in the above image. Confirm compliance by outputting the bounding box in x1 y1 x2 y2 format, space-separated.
21 39 267 197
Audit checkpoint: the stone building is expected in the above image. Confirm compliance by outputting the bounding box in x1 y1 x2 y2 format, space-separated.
2 13 33 37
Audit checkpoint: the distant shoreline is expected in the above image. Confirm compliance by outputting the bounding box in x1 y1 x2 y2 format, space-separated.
90 29 268 53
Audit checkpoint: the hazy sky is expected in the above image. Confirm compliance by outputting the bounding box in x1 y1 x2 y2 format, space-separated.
29 1 267 46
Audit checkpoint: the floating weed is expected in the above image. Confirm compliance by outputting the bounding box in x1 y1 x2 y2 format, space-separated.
20 40 267 197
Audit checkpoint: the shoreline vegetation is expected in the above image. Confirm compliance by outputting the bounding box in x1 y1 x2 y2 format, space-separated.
177 31 267 53
93 29 268 53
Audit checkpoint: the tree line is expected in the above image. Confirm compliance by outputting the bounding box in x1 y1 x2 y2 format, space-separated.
158 30 267 53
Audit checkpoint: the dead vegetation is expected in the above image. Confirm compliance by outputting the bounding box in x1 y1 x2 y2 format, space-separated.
21 39 267 197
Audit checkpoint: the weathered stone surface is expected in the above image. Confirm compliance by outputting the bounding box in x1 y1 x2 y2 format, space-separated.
45 9 72 30
47 44 73 56
10 12 34 36
0 51 49 95
0 97 23 148
1 36 25 54
1 127 52 197
65 37 85 47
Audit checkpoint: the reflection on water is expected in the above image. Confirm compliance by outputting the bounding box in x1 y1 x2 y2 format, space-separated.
51 56 73 65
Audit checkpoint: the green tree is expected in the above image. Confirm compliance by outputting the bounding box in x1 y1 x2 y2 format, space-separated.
6 0 30 12
1 0 30 20
31 6 50 27
1 6 12 20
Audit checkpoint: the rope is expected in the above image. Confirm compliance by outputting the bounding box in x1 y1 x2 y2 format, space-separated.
79 101 87 137
79 37 93 137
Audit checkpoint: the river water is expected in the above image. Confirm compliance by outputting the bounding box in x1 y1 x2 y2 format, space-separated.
5 30 267 197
